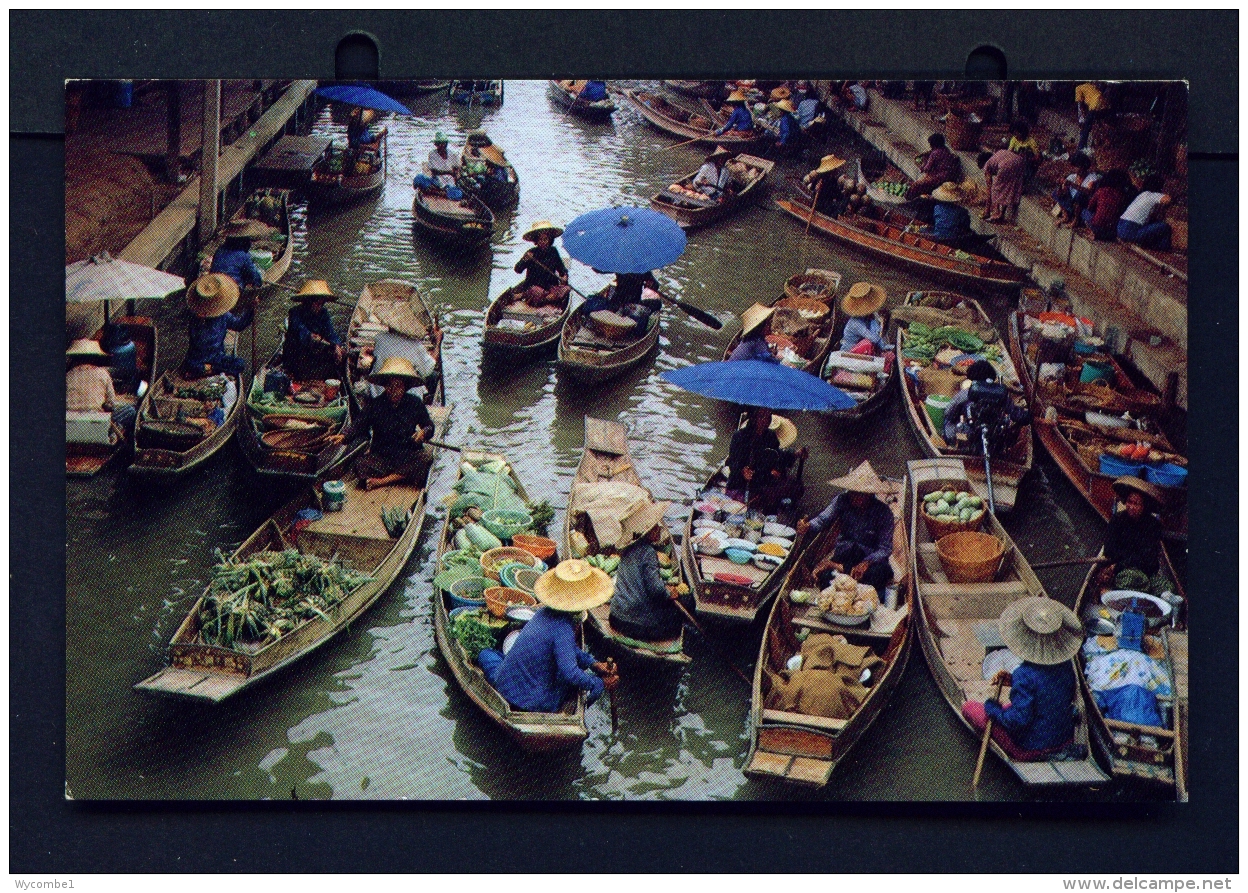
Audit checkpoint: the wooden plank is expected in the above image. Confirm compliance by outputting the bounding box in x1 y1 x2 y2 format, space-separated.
924 590 1018 620
303 481 418 541
1165 629 1188 699
1105 718 1175 738
253 135 332 173
699 556 769 584
585 417 627 455
921 581 1029 599
762 708 848 733
787 757 835 785
746 750 794 777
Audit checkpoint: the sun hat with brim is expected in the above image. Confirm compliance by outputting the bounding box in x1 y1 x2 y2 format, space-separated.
998 597 1083 665
293 279 336 301
769 86 792 102
706 145 734 162
619 500 671 548
726 91 748 103
523 221 564 242
841 281 887 317
188 273 240 318
360 109 377 124
66 338 109 361
1112 475 1165 510
828 460 892 495
812 154 848 176
775 99 797 114
740 302 775 337
433 131 449 144
533 559 614 612
367 355 422 385
930 181 966 203
224 220 274 239
767 414 798 449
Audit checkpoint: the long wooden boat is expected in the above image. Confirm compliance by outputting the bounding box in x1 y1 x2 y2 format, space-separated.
450 80 503 106
195 188 295 285
458 134 519 210
650 153 774 230
775 197 1027 290
565 417 690 665
896 291 1032 514
309 133 386 205
482 284 570 362
1006 311 1187 540
376 79 451 96
129 361 243 483
623 89 766 150
136 399 450 703
1073 544 1187 795
699 98 777 141
66 316 157 478
663 80 722 98
433 449 589 751
744 477 912 787
907 458 1109 786
821 303 897 424
547 80 616 121
721 271 841 375
557 300 661 386
412 186 494 251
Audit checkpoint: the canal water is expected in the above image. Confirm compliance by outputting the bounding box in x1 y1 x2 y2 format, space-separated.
66 80 1174 801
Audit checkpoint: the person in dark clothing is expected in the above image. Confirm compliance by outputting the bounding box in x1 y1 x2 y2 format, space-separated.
920 181 973 245
1100 477 1165 580
913 80 936 111
510 221 570 308
330 356 435 491
1081 168 1133 241
281 279 344 381
727 303 779 363
801 153 849 216
582 271 662 330
942 359 1030 454
608 502 687 643
182 273 256 378
797 461 895 597
907 133 961 200
725 408 806 506
209 233 265 292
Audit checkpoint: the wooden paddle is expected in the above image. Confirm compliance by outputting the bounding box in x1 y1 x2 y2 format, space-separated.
670 597 752 686
662 134 712 151
973 678 1006 789
605 657 619 733
804 180 823 236
1029 555 1110 570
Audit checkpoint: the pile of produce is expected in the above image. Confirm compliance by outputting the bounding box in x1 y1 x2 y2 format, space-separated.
197 549 373 649
873 179 909 197
816 573 878 618
175 378 228 401
584 553 620 575
902 321 986 360
527 500 554 536
1113 568 1174 597
450 607 506 660
922 488 986 525
380 507 410 538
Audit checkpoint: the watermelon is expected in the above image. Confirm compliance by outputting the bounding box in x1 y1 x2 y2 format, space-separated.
464 523 503 551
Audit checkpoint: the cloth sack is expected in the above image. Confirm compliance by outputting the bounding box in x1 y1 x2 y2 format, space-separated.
764 633 883 720
570 481 652 550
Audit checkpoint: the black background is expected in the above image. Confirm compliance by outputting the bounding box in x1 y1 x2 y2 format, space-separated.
11 9 1238 873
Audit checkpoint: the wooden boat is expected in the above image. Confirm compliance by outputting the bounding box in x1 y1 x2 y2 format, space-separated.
663 80 722 99
907 458 1110 786
557 300 661 385
195 188 295 285
66 316 156 478
346 279 446 409
135 399 449 703
698 97 778 141
623 89 766 150
896 291 1033 513
775 197 1027 290
821 303 897 423
1073 544 1187 795
649 153 774 229
432 449 589 751
376 79 451 96
129 363 242 483
482 284 570 362
309 132 386 205
458 133 519 209
1006 310 1187 540
547 80 616 121
721 271 840 375
412 186 494 251
565 417 690 665
450 80 503 106
744 477 912 787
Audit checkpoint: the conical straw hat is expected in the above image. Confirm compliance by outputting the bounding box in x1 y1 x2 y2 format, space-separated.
812 154 847 175
930 181 966 203
841 281 886 317
367 355 421 385
769 414 798 449
533 559 615 612
827 460 892 494
187 273 240 318
523 221 564 242
293 279 336 301
740 303 775 337
618 500 671 548
998 597 1083 665
66 338 108 360
1111 475 1165 509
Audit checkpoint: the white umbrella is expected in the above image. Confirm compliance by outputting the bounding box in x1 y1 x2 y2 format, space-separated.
65 252 186 304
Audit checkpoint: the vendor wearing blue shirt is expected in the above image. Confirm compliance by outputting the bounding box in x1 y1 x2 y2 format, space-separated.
210 233 265 292
962 598 1083 759
797 461 895 597
608 502 688 643
281 279 345 380
578 80 608 102
728 303 779 363
477 560 619 714
921 181 973 245
837 282 889 354
715 91 755 135
182 273 256 378
773 98 800 153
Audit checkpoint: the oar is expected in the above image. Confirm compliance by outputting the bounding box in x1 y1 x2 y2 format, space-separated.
973 678 1006 789
605 657 619 733
1030 556 1110 570
426 440 461 452
804 179 823 236
662 134 711 151
669 598 752 686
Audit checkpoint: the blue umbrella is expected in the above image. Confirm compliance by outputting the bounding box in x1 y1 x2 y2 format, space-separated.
661 360 857 411
561 206 686 274
315 84 412 115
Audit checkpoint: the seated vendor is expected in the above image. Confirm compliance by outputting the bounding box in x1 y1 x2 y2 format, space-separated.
691 146 734 199
477 560 619 713
920 181 973 245
906 133 961 201
838 282 889 354
583 271 661 329
801 154 850 217
347 108 385 151
961 598 1084 761
510 221 570 308
281 279 345 381
773 98 800 155
796 461 894 598
426 132 459 188
66 338 137 433
182 274 257 378
728 303 780 363
608 502 689 643
714 91 755 135
725 408 807 512
1098 476 1165 583
328 356 435 491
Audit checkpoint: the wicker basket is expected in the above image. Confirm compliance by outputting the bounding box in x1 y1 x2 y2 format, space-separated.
484 586 538 618
775 296 831 323
935 531 1005 584
783 271 840 303
945 113 984 152
480 546 541 581
922 502 985 540
511 534 557 561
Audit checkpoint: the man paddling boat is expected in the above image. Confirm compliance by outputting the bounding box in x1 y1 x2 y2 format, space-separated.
796 461 895 598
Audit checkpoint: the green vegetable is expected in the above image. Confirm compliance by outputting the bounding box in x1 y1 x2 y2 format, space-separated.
450 610 497 660
454 529 471 551
528 500 555 536
1114 568 1151 591
381 506 410 538
464 523 502 552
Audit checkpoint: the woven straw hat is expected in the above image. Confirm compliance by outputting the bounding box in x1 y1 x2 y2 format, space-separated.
360 109 377 124
293 279 336 302
706 145 733 162
930 181 966 203
1112 475 1165 510
812 154 847 175
533 559 615 612
367 355 421 385
841 281 886 317
726 90 748 103
740 302 775 337
769 86 792 102
523 220 564 242
187 273 240 318
433 131 449 144
224 219 273 238
66 338 109 361
769 414 798 449
827 460 892 494
775 99 796 114
619 500 671 548
998 597 1083 665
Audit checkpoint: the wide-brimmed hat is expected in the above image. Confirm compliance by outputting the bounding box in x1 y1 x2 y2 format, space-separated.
828 460 892 494
619 500 671 548
769 86 792 101
768 414 798 449
740 303 775 337
1112 475 1165 509
726 90 748 103
930 181 966 203
998 597 1083 665
533 559 615 612
775 98 796 114
293 279 336 302
841 281 887 317
706 145 733 162
523 220 564 242
367 355 422 385
66 338 109 361
360 109 377 124
224 219 273 239
812 154 848 176
187 273 240 318
433 131 449 144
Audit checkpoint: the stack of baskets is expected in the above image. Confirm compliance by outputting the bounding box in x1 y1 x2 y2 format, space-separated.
480 546 542 581
935 531 1005 584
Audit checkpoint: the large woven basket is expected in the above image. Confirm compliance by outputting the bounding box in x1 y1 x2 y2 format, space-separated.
775 296 831 323
945 114 984 152
921 502 985 541
783 271 840 303
484 586 537 618
935 531 1004 584
480 546 541 581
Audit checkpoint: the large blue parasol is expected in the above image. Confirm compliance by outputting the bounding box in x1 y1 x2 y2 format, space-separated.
315 84 412 115
561 206 687 274
661 360 857 411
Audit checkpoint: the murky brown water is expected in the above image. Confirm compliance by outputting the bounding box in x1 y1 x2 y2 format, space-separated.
66 80 1177 801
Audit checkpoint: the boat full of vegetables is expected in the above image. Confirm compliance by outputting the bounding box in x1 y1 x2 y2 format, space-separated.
920 488 987 536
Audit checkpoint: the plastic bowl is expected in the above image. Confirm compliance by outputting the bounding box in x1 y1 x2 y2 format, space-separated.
724 548 753 565
448 576 491 609
481 508 533 542
485 586 538 618
512 567 543 594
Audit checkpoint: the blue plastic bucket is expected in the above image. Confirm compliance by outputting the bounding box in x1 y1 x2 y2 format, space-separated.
1099 454 1145 477
1145 463 1187 488
1080 360 1114 384
444 186 464 200
448 576 491 609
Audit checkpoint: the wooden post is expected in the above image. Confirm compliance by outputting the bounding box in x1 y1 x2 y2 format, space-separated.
197 79 221 246
165 81 182 184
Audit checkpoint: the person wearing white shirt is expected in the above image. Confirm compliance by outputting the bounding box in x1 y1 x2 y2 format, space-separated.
426 132 459 188
1116 174 1173 251
691 146 733 199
